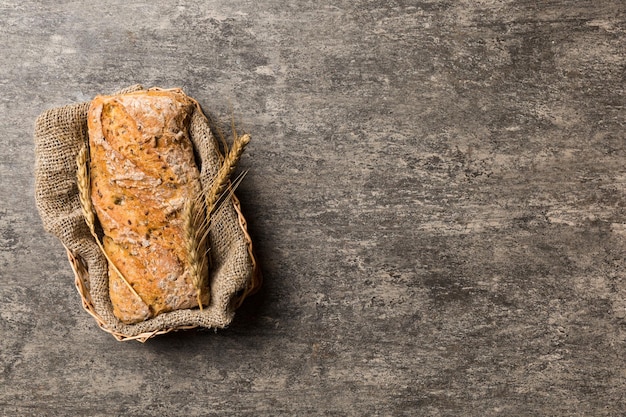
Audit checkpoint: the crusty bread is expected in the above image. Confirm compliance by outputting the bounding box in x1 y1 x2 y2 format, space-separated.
87 89 209 324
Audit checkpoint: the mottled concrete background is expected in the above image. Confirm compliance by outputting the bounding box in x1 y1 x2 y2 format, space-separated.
1 1 625 415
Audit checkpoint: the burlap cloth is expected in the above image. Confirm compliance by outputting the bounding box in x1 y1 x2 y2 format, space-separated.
34 85 259 341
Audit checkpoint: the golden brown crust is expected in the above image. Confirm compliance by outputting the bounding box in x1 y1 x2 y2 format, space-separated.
87 90 209 324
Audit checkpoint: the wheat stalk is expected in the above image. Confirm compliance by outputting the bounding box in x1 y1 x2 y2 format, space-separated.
201 132 249 268
183 197 209 310
182 171 246 308
205 132 250 215
76 145 146 306
181 130 249 310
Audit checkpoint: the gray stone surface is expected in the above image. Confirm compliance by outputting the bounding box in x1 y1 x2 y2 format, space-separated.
1 0 625 415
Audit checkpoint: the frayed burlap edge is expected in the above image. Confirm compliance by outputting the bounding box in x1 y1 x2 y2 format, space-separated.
34 85 261 342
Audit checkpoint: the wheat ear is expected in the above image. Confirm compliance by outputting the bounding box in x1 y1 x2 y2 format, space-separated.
76 145 146 306
185 132 249 309
181 171 246 310
183 197 209 310
205 133 250 215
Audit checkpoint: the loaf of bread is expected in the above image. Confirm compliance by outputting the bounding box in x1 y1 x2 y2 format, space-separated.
87 89 209 324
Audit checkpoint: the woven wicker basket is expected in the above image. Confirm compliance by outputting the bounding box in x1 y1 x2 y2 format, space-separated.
35 85 262 342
